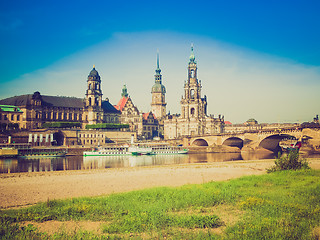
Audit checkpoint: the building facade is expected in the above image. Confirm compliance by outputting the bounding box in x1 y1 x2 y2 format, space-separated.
0 105 23 131
115 85 160 140
0 67 121 130
114 85 141 133
164 46 225 139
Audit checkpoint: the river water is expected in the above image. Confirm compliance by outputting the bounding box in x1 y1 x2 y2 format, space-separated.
0 152 281 174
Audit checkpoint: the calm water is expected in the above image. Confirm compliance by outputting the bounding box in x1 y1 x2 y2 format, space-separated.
0 152 280 174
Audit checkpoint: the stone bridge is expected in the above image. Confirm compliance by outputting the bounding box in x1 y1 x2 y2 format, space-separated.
183 127 320 152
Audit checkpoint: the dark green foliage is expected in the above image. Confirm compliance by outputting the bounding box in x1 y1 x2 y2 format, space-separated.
42 122 81 128
267 150 310 173
85 123 129 130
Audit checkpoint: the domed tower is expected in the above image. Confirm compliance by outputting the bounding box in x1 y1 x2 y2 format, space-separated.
180 44 207 120
86 65 102 108
151 52 167 119
85 65 104 124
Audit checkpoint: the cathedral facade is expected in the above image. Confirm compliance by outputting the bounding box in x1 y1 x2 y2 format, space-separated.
164 46 224 139
0 67 120 130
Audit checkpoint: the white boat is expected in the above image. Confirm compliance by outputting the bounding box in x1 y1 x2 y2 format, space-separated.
83 146 131 156
83 144 188 157
151 145 188 155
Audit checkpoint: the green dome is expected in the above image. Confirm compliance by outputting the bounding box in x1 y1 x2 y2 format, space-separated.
152 83 166 93
88 67 99 77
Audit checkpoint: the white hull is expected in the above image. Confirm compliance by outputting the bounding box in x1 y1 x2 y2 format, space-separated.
83 145 188 156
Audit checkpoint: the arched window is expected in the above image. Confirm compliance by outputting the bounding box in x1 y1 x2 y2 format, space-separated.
190 89 195 99
88 98 92 106
190 108 195 116
191 70 195 78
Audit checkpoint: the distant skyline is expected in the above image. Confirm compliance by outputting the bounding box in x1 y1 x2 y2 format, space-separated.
0 0 319 124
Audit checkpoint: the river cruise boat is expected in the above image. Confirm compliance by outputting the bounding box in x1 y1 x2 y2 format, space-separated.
83 144 188 156
18 148 67 158
83 146 131 157
151 145 188 155
83 145 154 156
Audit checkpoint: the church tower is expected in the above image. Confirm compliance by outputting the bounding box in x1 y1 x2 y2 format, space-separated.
151 52 167 119
85 65 104 124
181 45 207 120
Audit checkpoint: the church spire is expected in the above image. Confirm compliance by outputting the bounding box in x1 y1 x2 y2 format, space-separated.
155 50 161 75
189 43 196 63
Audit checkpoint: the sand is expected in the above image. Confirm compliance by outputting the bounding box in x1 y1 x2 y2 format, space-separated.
1 159 319 209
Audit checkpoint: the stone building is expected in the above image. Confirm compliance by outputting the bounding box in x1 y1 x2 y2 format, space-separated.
115 85 159 140
140 112 159 139
0 105 23 131
164 46 224 139
0 66 120 130
114 85 140 132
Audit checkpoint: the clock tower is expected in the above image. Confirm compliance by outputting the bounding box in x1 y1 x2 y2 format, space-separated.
151 52 167 119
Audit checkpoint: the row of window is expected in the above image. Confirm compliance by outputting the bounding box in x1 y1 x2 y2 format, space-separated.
143 126 158 131
79 133 105 138
0 113 21 121
35 112 82 121
82 139 104 145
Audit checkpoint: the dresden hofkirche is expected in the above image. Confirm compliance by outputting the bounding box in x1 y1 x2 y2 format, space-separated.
164 46 225 139
0 66 120 130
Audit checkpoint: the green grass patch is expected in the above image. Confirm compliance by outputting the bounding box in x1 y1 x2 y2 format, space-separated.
1 170 319 239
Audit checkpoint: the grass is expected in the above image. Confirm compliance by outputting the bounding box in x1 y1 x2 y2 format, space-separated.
1 169 320 239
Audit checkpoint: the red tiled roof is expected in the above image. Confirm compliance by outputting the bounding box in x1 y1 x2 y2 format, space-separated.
142 112 156 120
224 121 232 125
114 97 128 111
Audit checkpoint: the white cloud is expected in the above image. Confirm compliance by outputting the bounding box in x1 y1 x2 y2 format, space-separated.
2 31 319 123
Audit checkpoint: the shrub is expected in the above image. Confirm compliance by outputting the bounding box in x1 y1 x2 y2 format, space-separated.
85 123 129 129
42 122 81 128
267 150 310 173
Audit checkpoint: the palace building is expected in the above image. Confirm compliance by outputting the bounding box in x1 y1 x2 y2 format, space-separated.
0 66 120 130
164 46 224 139
115 85 159 140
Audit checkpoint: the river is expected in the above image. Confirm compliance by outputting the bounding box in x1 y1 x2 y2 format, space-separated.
0 152 282 174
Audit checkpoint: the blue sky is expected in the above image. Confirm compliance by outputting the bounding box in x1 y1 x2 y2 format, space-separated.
0 0 319 123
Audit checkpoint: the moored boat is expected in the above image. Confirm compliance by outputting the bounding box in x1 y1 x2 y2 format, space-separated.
280 140 302 153
151 145 188 155
83 146 131 156
83 144 188 156
18 148 67 158
0 147 18 158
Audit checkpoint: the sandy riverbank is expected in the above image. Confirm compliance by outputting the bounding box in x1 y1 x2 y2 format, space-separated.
1 158 319 209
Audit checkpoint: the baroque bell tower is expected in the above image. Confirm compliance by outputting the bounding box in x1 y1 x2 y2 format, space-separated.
180 45 207 120
85 65 104 124
151 52 167 119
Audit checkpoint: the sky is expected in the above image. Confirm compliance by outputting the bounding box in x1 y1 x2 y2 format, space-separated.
0 0 319 124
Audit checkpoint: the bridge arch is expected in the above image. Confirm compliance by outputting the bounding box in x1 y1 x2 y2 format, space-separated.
192 138 209 146
259 134 297 152
222 137 244 149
